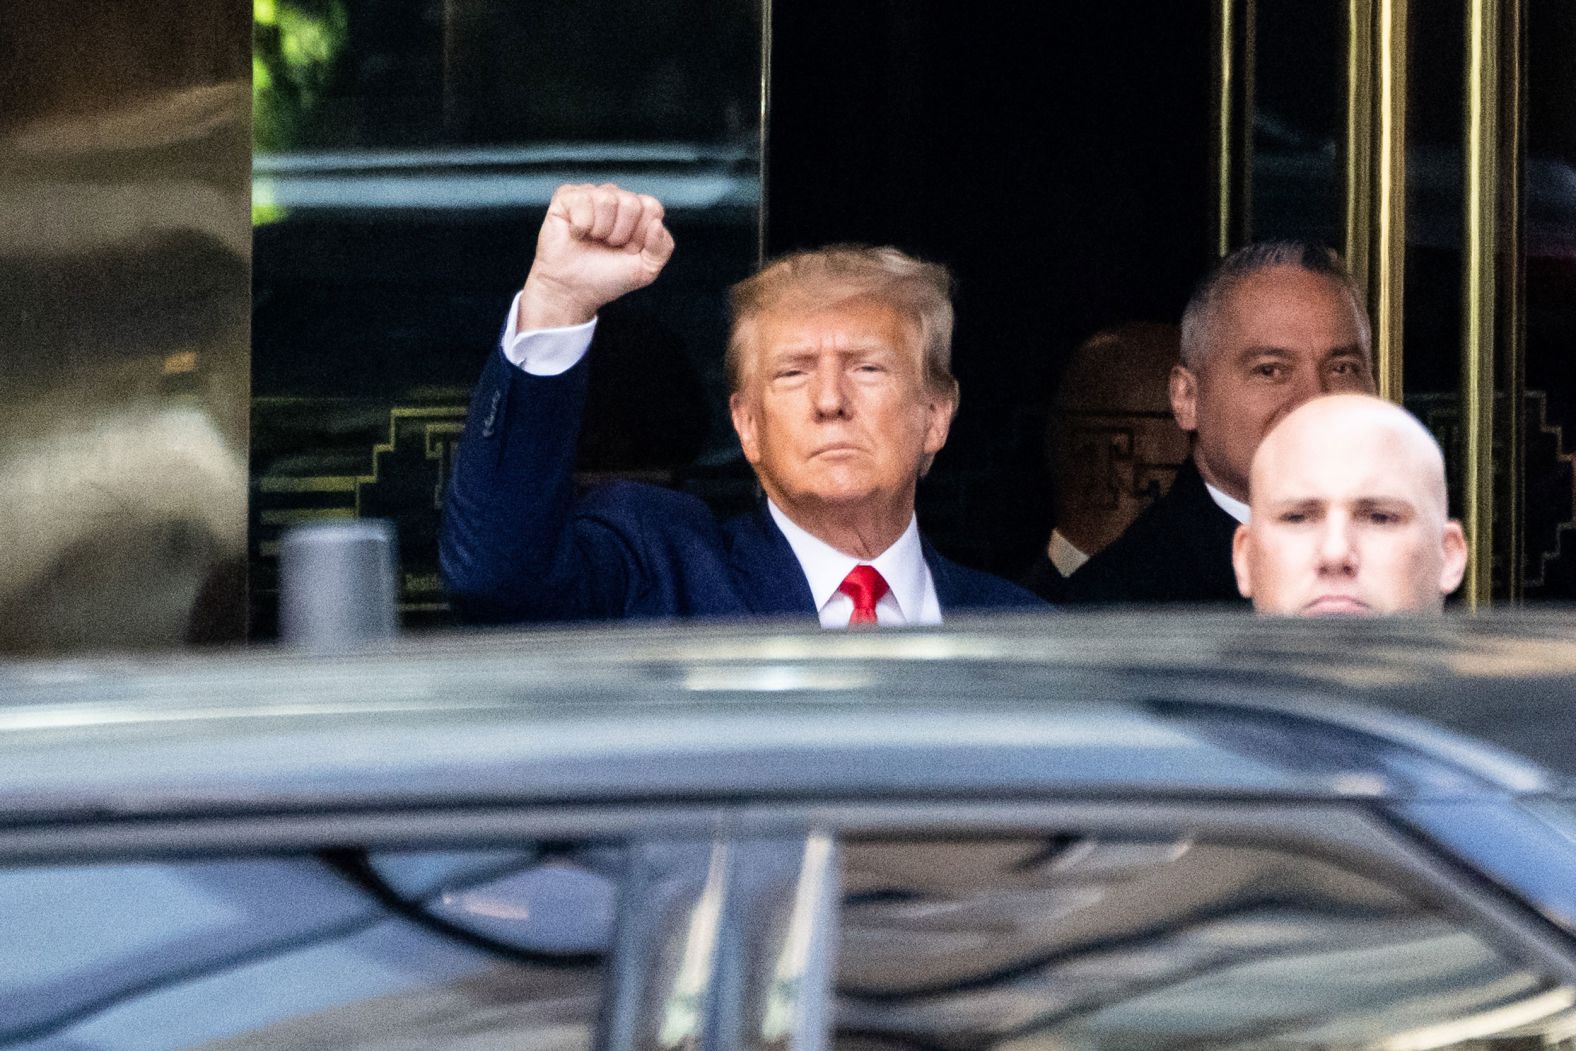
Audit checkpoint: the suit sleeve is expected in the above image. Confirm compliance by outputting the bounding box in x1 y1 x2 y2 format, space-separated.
439 344 638 623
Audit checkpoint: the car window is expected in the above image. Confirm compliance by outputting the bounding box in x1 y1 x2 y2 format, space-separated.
1526 798 1576 848
837 835 1576 1050
0 848 611 1049
5 830 1573 1050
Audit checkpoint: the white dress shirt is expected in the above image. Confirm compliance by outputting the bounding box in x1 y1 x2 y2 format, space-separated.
767 502 941 628
1204 481 1250 524
1046 528 1089 577
499 293 942 629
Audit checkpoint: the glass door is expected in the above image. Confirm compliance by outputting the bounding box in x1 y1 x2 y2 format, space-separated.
249 0 767 635
1227 0 1576 606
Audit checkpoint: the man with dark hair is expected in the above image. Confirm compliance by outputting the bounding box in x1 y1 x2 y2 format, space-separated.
1063 242 1377 604
441 183 1041 626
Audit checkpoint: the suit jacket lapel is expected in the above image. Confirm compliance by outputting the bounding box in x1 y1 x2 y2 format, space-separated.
922 538 964 610
1172 460 1245 597
725 504 820 617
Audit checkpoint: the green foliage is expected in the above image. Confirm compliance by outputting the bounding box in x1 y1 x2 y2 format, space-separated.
252 0 348 155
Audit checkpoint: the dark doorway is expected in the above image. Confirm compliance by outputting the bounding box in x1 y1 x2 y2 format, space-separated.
766 1 1214 576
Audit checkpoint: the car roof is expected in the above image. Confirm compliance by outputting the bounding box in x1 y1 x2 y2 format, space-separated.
0 611 1572 822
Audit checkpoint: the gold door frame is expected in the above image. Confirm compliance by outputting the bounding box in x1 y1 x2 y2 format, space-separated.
1345 0 1408 405
1460 0 1526 606
1210 0 1255 257
1214 0 1526 607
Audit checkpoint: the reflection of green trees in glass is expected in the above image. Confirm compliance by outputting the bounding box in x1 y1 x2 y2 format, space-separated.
253 0 348 154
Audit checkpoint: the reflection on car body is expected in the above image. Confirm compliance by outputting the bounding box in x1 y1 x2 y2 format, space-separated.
2 612 1576 1048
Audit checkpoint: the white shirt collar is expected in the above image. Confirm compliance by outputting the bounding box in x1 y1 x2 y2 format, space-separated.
1047 529 1090 577
1204 481 1251 524
766 500 936 626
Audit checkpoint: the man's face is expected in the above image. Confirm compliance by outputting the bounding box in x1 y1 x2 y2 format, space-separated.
729 296 953 526
1172 265 1375 501
1232 407 1467 615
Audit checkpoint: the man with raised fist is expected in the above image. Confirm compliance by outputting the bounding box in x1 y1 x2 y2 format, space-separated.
441 183 1041 627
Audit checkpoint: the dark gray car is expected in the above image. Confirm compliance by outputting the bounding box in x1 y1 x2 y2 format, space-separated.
3 612 1576 1049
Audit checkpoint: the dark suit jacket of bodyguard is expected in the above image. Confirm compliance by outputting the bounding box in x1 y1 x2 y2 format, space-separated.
1058 457 1246 606
441 346 1045 623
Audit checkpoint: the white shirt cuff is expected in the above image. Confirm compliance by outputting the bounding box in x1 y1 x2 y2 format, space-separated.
501 290 597 376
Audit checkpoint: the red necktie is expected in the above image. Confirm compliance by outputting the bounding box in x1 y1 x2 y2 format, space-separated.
838 565 890 627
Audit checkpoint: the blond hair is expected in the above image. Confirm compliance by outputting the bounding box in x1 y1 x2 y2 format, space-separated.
726 245 960 410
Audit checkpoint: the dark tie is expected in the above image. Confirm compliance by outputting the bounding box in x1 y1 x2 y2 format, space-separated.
838 565 890 627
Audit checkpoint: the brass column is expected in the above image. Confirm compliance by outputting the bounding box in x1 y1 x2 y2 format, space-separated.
1211 0 1255 256
1460 0 1523 607
1460 0 1497 608
1344 0 1407 402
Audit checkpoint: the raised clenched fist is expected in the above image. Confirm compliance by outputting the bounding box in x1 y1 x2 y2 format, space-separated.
516 183 676 330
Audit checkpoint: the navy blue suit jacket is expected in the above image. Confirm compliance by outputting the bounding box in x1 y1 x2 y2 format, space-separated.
441 347 1044 624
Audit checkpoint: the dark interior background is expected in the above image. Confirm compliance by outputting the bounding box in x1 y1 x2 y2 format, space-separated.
763 0 1214 576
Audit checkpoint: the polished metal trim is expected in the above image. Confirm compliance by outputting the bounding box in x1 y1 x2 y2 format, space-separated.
1461 0 1500 608
1375 0 1407 402
757 0 773 265
1344 0 1408 402
1212 0 1234 257
1343 0 1373 290
1211 0 1255 256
